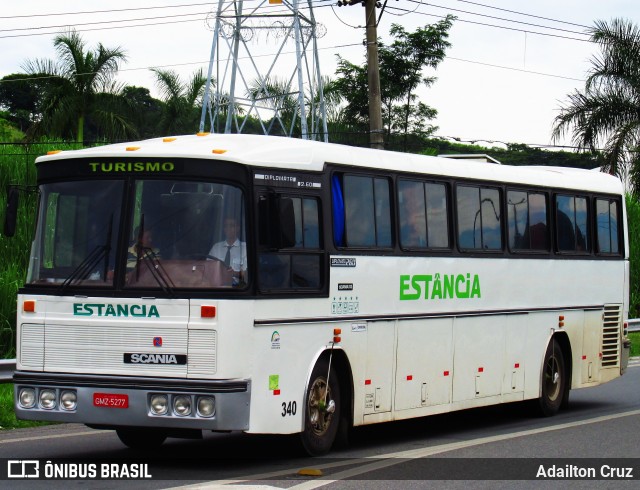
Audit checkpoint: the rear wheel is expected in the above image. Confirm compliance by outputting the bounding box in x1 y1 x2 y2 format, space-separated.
116 428 167 450
537 340 566 416
300 358 341 456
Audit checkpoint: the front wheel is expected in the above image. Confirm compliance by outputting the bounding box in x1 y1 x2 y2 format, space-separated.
300 358 341 456
116 428 167 450
537 340 566 417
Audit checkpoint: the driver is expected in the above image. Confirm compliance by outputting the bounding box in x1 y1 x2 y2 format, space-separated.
208 216 247 283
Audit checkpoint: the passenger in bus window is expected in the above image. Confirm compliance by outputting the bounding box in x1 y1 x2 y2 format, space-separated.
209 216 247 284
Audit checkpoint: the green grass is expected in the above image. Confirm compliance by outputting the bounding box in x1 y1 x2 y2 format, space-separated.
629 332 640 358
0 383 50 430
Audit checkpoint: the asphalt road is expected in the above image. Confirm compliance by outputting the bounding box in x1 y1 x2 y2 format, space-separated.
1 360 640 489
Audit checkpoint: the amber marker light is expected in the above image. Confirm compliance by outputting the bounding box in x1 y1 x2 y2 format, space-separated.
212 149 227 154
47 150 62 155
163 137 177 143
126 146 140 151
23 300 35 313
333 328 342 343
196 132 210 136
559 315 565 328
201 306 216 318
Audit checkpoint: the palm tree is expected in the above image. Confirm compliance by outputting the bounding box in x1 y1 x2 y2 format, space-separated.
23 29 133 143
151 68 206 135
552 18 640 189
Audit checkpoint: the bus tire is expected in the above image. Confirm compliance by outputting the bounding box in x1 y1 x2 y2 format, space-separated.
300 358 341 456
116 428 167 450
537 340 566 417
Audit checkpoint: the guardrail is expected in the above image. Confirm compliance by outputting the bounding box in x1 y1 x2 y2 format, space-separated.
0 359 15 383
629 318 640 333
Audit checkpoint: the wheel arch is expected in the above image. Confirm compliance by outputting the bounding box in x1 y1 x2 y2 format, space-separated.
552 331 573 392
301 347 354 432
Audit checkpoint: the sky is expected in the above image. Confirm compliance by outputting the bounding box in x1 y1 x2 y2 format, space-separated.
1 0 638 150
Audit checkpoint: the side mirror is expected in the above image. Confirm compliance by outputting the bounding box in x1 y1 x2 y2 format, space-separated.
3 186 19 237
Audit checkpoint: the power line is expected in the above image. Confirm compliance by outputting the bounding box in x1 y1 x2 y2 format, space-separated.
386 5 592 43
0 42 362 84
0 2 241 20
410 0 590 37
0 2 336 39
0 12 210 34
0 18 205 40
454 0 591 30
446 56 585 82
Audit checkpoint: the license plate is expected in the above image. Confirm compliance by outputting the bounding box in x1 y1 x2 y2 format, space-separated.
93 393 129 409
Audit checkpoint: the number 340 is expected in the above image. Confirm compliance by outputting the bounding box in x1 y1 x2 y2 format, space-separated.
281 401 297 417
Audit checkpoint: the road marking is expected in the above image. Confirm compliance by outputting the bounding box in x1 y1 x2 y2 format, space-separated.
172 408 640 490
0 430 105 445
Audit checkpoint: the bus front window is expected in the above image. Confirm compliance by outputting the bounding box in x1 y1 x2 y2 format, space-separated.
125 180 247 289
27 181 124 286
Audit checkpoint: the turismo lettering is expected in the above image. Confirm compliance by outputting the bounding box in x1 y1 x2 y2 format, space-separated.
400 273 481 300
73 303 160 318
87 162 175 173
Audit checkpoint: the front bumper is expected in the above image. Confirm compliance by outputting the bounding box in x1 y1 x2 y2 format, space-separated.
13 371 250 431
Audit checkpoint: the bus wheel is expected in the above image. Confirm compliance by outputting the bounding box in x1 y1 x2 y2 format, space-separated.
300 359 341 456
116 428 167 450
538 340 566 417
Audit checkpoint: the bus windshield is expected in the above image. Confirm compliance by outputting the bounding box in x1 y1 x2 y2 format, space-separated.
27 178 247 289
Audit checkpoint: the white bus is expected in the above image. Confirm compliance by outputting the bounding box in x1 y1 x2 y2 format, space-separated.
6 134 630 455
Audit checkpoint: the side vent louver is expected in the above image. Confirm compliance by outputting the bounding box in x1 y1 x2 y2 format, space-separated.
602 304 622 367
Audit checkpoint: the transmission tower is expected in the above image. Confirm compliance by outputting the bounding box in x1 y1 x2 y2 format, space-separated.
199 0 328 142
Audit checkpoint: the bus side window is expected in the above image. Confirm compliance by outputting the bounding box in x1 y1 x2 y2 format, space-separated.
456 184 502 251
337 174 392 248
398 179 449 249
556 195 590 253
596 198 620 254
258 195 323 291
507 190 548 252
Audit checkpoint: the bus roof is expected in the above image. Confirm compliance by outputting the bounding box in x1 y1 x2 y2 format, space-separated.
36 133 623 194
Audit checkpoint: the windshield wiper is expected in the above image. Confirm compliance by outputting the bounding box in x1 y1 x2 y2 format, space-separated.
138 247 176 298
60 216 113 292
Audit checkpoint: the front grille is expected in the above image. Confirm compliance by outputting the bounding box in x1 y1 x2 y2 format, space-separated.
188 329 217 376
20 324 44 370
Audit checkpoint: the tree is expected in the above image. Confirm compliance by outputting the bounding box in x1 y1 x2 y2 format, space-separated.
328 16 455 147
151 68 206 135
22 29 135 143
0 73 47 132
121 86 163 139
552 18 640 189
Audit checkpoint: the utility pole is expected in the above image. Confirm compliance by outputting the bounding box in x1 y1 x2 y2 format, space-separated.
365 0 384 150
338 0 384 149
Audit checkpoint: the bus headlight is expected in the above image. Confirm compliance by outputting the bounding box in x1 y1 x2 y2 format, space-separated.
19 388 36 409
173 395 192 416
39 389 57 410
197 396 216 418
60 391 77 411
150 394 168 415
